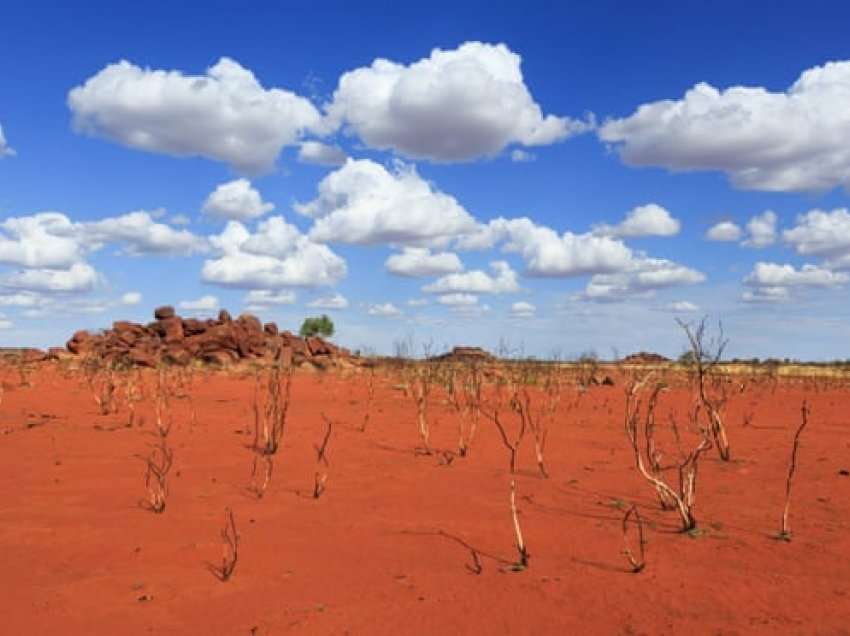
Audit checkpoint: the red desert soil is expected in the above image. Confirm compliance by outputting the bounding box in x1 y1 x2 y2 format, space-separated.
1 364 848 635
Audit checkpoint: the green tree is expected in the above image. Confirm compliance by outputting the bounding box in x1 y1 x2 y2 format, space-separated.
678 350 698 365
299 314 335 338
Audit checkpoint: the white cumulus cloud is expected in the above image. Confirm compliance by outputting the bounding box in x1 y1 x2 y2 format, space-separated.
308 293 349 309
202 217 346 289
423 260 520 294
0 123 15 157
744 262 847 288
741 210 777 248
296 158 478 246
297 141 348 166
68 57 322 173
179 295 220 312
121 291 142 305
460 217 633 277
510 301 536 318
663 300 699 313
437 293 479 306
385 247 463 277
599 60 850 192
84 210 207 255
324 41 592 162
244 289 297 306
367 302 402 317
783 208 850 268
0 212 86 269
593 204 681 238
705 221 742 242
0 262 99 293
202 178 274 221
579 257 705 302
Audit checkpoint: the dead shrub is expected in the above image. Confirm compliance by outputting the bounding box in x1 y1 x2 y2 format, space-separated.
624 374 712 532
142 437 173 513
779 401 810 541
677 317 732 461
313 414 333 498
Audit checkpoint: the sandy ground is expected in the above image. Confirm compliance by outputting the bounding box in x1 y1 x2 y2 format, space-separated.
1 363 848 635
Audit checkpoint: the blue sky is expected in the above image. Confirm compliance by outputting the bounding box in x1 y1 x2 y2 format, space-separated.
1 0 849 359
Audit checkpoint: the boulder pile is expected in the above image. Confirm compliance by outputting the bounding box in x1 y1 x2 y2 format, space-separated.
430 346 495 363
65 306 352 368
621 351 671 364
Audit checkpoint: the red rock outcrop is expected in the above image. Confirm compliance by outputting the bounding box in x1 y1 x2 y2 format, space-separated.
64 306 352 368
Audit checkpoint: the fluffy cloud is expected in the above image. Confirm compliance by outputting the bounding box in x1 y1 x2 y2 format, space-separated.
741 210 777 248
437 293 479 306
423 260 520 294
0 262 99 293
385 247 463 277
0 123 15 157
579 257 705 302
1 210 204 272
705 221 742 242
741 262 847 304
744 262 848 288
308 293 349 309
324 41 591 162
245 289 297 306
510 301 536 318
297 141 348 166
202 179 274 221
599 60 850 192
296 159 478 245
179 295 220 312
84 210 207 255
121 291 142 305
0 292 52 307
510 149 536 163
367 302 402 317
783 208 850 268
202 217 346 289
68 57 322 173
663 300 699 313
593 204 681 238
0 213 85 269
461 217 633 277
741 287 791 304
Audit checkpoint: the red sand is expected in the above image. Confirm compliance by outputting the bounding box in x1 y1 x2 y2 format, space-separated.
1 365 848 634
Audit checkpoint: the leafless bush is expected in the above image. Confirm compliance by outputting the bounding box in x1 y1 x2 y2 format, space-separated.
624 374 712 532
142 437 173 513
407 363 438 454
677 317 731 461
253 347 293 455
779 401 810 541
445 363 483 457
213 507 239 581
509 479 529 570
314 414 333 499
622 504 646 573
154 367 173 438
360 366 376 433
123 368 143 428
575 351 600 392
481 378 526 474
16 354 34 388
84 356 119 415
248 454 273 499
510 364 563 479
